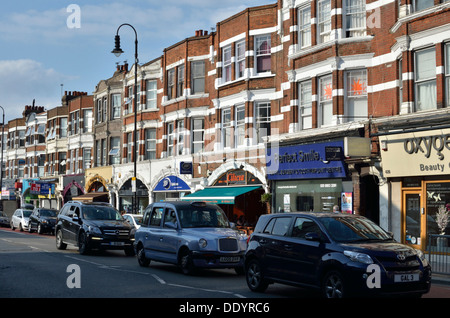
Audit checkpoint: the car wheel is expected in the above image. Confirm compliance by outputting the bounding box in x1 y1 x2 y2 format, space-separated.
10 222 15 230
19 223 24 231
179 249 195 275
55 229 67 250
245 259 269 292
29 223 34 233
78 232 90 255
136 244 150 267
37 224 43 234
322 270 346 298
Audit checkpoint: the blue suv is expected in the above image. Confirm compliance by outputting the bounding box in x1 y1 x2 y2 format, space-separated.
134 201 247 274
245 212 431 298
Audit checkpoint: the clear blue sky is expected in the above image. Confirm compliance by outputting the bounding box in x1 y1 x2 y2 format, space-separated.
0 0 267 123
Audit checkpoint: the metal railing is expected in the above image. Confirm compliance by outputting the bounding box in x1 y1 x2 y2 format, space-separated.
427 234 450 275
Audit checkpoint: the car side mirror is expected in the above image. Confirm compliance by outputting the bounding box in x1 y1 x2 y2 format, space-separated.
72 215 80 223
305 232 321 242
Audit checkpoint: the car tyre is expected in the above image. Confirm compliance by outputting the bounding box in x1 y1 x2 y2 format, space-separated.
29 223 34 233
136 244 150 267
245 259 269 292
37 224 43 234
322 270 346 298
56 229 67 250
78 232 90 255
179 249 195 275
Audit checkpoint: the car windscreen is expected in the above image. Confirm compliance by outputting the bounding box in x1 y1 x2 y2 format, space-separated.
318 216 392 243
178 207 230 228
82 206 122 221
40 209 57 217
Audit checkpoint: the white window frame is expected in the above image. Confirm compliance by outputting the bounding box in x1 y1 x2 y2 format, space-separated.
144 128 156 160
236 41 246 79
111 94 121 118
317 0 332 44
345 69 368 122
255 35 272 74
222 108 232 148
298 80 312 130
445 44 450 107
191 61 205 94
167 122 174 157
298 5 311 48
414 47 436 112
145 80 157 110
318 75 333 127
191 118 204 153
255 101 271 144
345 0 366 38
235 105 246 147
223 46 232 83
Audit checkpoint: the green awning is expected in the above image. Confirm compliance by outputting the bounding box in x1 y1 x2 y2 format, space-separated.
180 186 262 204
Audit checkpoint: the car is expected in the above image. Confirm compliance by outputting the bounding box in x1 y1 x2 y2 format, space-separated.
29 208 58 234
55 201 135 256
134 201 247 275
244 212 431 298
0 211 9 227
123 213 143 229
10 208 33 231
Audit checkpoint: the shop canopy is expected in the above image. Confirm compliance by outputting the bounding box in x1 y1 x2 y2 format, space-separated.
180 186 261 204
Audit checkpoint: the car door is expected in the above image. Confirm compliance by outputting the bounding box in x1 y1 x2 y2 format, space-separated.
260 216 293 279
143 205 165 260
283 217 325 285
30 210 38 231
158 207 180 263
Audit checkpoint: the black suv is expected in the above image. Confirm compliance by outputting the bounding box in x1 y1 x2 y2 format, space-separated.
245 212 431 298
29 207 58 234
55 201 135 255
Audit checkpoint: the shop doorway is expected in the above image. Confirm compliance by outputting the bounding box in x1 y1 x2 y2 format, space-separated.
402 191 424 249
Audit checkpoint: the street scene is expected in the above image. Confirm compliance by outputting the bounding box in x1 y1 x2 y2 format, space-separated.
0 0 450 304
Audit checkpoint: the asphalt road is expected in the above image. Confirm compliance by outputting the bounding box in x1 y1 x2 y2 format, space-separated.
0 226 448 306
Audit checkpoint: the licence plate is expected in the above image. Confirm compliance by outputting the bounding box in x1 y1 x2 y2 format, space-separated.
220 256 240 263
394 273 419 282
110 242 124 246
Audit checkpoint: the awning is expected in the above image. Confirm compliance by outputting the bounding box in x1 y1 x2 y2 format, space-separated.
72 192 109 202
180 186 261 204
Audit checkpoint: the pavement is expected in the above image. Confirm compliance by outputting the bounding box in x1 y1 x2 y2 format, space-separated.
432 274 450 285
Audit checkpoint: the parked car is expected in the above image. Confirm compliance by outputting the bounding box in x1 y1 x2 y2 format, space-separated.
134 201 247 275
55 201 135 256
123 213 143 229
0 211 9 227
244 212 431 298
10 209 33 231
29 208 58 234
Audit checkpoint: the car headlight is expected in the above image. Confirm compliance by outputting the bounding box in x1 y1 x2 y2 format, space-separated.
88 226 102 235
415 248 428 265
344 250 374 264
199 238 208 248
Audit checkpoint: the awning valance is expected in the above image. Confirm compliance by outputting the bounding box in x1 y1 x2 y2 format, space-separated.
180 186 261 204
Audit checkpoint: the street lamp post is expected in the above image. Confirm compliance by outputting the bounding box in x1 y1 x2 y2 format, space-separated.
112 24 138 214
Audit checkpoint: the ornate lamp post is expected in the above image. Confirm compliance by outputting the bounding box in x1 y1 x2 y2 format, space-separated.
112 24 139 214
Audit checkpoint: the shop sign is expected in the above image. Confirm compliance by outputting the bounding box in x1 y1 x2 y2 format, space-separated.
29 182 54 195
379 128 450 177
266 141 346 180
154 175 191 192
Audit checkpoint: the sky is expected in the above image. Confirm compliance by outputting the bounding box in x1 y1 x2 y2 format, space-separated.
0 0 269 123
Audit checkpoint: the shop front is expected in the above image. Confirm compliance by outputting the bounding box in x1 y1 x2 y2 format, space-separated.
182 169 266 230
153 175 191 202
379 129 450 251
266 141 352 214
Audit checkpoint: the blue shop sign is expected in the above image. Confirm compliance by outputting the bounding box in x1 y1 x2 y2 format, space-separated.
154 175 191 192
266 141 347 180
